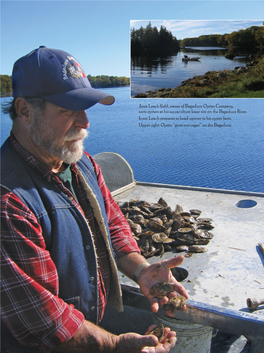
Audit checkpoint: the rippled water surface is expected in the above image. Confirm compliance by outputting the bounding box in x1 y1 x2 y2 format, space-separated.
131 47 259 96
1 89 263 193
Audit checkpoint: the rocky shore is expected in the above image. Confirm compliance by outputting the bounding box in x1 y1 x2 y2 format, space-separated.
132 59 263 98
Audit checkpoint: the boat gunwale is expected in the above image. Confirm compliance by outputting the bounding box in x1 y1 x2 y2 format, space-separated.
112 180 264 198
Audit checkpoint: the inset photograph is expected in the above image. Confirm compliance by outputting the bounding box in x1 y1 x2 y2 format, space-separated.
130 20 264 98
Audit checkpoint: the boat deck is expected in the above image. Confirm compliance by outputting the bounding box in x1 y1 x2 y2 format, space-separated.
112 182 264 341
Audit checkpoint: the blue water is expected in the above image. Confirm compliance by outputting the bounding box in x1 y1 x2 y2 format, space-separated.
1 88 263 193
131 47 257 96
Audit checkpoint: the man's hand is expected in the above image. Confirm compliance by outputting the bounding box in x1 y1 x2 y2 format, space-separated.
137 255 188 316
55 320 176 353
117 252 188 316
116 325 176 353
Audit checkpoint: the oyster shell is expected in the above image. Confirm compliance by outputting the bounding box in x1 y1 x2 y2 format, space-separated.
149 324 164 341
189 209 202 217
149 219 166 232
149 282 174 299
162 295 187 314
152 233 168 243
158 198 168 207
188 245 208 253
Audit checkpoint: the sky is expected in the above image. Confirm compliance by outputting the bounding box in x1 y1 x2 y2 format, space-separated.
1 0 264 77
130 20 264 41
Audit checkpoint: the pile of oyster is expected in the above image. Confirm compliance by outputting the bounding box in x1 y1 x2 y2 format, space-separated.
119 197 214 258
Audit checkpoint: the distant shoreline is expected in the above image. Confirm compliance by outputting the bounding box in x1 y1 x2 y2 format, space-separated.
0 92 12 97
0 86 129 99
0 75 130 97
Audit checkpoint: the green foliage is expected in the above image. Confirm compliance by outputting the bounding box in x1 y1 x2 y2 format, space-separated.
180 25 264 49
87 75 130 88
0 74 129 96
131 22 180 56
161 59 264 98
0 75 12 96
181 34 224 47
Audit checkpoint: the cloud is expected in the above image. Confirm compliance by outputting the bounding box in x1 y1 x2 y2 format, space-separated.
130 20 263 40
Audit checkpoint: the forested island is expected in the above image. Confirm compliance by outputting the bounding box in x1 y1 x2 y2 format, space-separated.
0 74 130 97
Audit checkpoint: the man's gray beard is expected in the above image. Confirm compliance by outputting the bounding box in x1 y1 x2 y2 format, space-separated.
30 115 88 164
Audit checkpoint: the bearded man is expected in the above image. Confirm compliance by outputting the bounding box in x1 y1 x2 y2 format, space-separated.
1 46 188 353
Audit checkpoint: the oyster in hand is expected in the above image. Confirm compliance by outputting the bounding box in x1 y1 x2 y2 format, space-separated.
149 282 174 299
149 324 165 341
162 295 187 314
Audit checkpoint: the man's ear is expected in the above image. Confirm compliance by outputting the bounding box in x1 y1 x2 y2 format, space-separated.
15 98 32 124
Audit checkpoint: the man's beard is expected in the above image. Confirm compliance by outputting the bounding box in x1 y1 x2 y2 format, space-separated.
30 115 88 164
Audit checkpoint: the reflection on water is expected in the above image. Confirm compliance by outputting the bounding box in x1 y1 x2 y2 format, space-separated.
131 47 259 96
131 56 174 77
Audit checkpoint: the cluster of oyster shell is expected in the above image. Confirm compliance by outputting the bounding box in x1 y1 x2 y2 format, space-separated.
119 197 214 258
149 282 187 313
148 282 187 340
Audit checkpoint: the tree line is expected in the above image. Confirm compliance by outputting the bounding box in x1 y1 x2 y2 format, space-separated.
180 25 264 49
130 23 264 55
0 75 12 96
0 74 130 97
131 22 180 56
87 75 129 88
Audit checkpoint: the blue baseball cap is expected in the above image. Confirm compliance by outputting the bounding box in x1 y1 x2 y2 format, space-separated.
12 46 115 110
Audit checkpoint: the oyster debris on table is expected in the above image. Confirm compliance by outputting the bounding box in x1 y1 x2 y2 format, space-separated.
188 245 208 253
149 324 165 341
162 295 187 314
118 197 214 259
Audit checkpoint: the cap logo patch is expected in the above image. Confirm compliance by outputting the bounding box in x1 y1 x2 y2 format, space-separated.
62 56 86 80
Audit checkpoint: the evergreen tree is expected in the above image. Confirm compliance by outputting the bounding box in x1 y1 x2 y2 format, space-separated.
131 24 179 56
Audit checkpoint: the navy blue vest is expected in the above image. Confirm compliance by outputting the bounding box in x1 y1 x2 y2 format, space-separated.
1 138 122 352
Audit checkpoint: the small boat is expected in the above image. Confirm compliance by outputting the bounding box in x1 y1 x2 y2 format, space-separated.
182 55 201 62
225 54 235 60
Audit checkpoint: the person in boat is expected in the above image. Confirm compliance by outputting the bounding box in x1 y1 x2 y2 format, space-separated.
1 46 188 353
